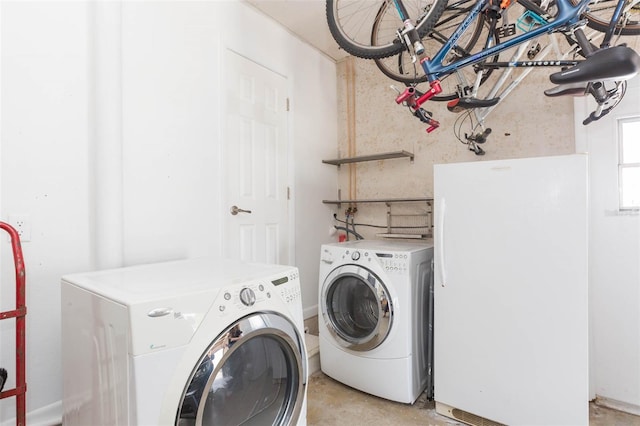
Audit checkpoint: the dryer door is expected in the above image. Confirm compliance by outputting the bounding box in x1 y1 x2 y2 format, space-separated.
176 312 305 426
321 264 393 351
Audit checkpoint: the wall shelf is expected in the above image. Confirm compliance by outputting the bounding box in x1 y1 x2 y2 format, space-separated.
322 197 431 206
323 152 429 239
324 198 434 240
322 150 414 166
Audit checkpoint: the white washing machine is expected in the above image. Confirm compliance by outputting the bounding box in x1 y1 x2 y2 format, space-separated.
61 257 307 426
318 240 434 404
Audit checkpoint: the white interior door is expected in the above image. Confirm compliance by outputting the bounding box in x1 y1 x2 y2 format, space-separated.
223 50 289 264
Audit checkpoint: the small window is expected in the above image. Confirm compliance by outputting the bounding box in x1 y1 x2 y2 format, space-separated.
619 118 640 210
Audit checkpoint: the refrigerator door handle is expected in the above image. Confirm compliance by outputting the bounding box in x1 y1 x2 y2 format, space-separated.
437 198 446 287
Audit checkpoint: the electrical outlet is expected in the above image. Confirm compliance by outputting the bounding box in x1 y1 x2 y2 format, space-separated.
8 214 31 242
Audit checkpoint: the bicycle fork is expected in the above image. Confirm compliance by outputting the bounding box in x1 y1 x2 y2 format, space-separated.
393 0 426 56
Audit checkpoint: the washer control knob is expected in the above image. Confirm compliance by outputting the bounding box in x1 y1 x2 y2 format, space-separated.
239 287 256 306
351 251 361 261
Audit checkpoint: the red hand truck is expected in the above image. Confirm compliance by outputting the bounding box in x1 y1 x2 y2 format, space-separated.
0 221 27 426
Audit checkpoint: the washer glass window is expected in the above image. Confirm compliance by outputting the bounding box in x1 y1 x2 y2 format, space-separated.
323 265 392 351
177 313 305 426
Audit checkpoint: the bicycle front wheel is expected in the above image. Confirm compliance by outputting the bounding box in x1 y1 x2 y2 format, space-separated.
582 0 640 35
373 0 486 84
327 0 448 59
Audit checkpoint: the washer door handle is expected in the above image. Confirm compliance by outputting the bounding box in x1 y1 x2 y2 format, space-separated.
147 307 172 317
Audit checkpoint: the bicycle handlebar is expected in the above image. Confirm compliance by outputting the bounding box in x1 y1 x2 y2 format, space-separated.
395 87 416 104
395 84 442 132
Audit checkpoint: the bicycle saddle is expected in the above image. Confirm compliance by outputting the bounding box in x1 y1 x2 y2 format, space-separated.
550 46 640 85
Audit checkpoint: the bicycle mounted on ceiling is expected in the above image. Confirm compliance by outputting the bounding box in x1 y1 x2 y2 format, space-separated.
326 0 640 154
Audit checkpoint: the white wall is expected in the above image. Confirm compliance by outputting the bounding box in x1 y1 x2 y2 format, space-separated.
575 75 640 413
0 1 337 423
1 2 93 423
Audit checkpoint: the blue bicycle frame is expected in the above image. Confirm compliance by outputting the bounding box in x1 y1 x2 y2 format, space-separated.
417 0 611 83
391 0 635 133
421 0 636 89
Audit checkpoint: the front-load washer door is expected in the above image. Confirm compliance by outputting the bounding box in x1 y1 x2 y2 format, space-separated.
176 312 305 426
321 264 393 351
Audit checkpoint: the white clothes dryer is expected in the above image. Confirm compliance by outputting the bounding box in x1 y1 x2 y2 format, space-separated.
61 257 307 426
318 240 434 404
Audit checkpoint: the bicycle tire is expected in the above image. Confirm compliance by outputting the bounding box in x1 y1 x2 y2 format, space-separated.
581 0 640 35
326 0 449 59
373 0 486 84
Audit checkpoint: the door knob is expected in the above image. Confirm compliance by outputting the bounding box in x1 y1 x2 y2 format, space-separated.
230 205 252 215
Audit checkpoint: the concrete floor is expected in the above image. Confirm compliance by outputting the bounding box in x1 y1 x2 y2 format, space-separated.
306 371 640 426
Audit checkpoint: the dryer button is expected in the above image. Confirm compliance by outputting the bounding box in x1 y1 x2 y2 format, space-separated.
351 251 361 261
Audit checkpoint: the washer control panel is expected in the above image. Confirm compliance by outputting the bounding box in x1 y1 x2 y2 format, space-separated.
376 252 410 274
343 249 410 274
344 250 370 263
216 269 301 315
277 270 302 305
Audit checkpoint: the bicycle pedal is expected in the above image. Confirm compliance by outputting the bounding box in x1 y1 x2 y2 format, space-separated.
517 11 546 32
496 24 516 38
447 97 500 113
468 143 486 156
527 43 541 59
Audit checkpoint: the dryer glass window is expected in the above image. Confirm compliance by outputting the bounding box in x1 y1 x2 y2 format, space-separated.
177 314 304 426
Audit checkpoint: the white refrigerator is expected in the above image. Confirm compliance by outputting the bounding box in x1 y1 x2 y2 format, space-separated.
433 154 589 425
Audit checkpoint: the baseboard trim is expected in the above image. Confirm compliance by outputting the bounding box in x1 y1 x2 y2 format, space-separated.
595 395 640 416
1 400 61 426
303 304 318 320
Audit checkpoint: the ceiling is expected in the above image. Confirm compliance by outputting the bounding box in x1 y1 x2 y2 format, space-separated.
244 0 350 61
244 2 640 70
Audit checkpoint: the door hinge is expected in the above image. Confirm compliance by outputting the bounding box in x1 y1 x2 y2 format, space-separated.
286 97 290 112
